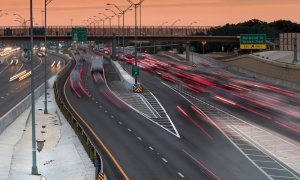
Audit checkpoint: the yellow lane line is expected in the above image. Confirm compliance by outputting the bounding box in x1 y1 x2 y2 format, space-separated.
63 76 129 180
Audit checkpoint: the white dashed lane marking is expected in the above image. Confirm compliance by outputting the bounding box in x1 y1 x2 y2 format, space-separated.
162 158 168 163
178 172 185 178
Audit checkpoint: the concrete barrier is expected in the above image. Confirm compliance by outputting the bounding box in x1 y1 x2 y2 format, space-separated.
0 83 45 134
157 51 186 62
249 54 300 70
111 61 136 91
48 50 72 61
225 65 300 90
0 51 71 135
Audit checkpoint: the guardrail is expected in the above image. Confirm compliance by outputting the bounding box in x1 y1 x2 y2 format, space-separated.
53 54 105 178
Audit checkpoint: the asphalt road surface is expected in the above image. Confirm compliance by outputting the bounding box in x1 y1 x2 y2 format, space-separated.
0 50 66 117
64 50 269 179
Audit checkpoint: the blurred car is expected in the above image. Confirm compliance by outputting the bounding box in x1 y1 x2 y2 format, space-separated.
37 52 46 57
10 56 19 65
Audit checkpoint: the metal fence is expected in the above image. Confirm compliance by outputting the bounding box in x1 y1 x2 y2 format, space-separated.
280 33 300 51
0 25 212 37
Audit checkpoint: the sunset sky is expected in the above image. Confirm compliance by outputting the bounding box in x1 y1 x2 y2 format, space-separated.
0 0 299 27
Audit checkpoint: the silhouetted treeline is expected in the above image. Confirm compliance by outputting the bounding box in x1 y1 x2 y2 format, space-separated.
190 19 300 53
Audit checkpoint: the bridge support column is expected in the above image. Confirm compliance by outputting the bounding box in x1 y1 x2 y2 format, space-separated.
112 33 116 61
186 41 190 61
293 38 298 64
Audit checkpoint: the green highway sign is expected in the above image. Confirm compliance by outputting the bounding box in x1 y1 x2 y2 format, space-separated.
132 65 140 76
72 28 87 42
240 34 266 49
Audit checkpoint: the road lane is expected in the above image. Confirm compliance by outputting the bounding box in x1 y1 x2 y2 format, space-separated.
63 50 269 179
0 53 65 117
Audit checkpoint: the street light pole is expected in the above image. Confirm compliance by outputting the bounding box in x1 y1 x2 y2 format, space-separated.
106 3 132 58
140 0 142 35
134 4 138 85
171 19 181 26
30 0 38 175
188 21 197 27
44 0 53 115
106 8 121 46
99 13 112 35
127 0 144 86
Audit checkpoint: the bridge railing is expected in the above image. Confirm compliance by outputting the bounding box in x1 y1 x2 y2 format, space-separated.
0 25 212 37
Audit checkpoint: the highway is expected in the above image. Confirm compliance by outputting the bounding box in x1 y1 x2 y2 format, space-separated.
63 50 271 179
0 50 65 117
151 54 300 142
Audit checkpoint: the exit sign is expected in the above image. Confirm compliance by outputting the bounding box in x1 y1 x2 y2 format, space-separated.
240 34 266 49
72 28 87 42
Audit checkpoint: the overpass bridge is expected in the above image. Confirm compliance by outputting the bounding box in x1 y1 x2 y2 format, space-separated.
0 26 239 42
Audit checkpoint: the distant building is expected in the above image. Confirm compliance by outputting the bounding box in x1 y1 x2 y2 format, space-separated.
280 33 300 51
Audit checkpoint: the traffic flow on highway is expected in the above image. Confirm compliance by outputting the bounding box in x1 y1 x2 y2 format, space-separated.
54 44 299 179
0 45 65 117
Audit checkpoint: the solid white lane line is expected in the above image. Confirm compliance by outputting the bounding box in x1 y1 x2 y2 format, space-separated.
261 167 287 171
269 175 298 179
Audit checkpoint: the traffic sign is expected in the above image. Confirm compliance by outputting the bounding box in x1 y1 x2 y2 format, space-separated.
134 87 143 93
72 28 87 42
132 65 140 76
98 172 105 180
240 34 266 49
240 44 267 49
